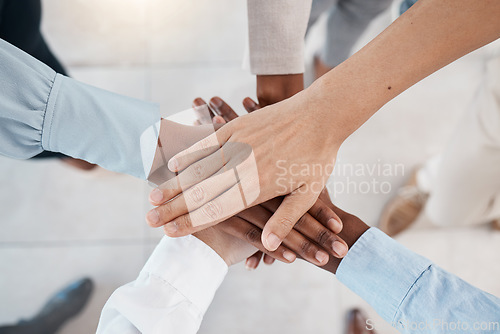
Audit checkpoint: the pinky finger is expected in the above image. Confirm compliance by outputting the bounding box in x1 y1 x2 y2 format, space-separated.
263 254 275 265
245 251 263 271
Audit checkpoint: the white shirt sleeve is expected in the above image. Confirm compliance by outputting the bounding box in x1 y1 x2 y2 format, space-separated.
96 235 228 334
246 0 312 75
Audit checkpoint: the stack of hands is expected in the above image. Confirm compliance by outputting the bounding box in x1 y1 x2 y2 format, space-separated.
144 74 362 272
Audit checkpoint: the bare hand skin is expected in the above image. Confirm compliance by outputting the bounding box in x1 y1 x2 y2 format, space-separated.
256 74 304 107
151 95 341 252
205 97 350 268
194 98 348 267
198 185 369 273
148 0 500 253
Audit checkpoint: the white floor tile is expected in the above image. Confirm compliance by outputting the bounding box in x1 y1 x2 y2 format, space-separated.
150 66 255 118
200 261 342 334
0 156 151 243
0 244 147 334
147 0 247 66
42 0 247 68
42 0 148 67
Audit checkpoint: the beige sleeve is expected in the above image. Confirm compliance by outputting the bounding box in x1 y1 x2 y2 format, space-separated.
247 0 312 75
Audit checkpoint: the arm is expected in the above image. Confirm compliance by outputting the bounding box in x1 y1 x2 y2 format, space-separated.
150 0 500 252
0 38 160 179
318 194 500 333
98 198 345 333
304 0 500 141
247 0 310 105
96 235 230 334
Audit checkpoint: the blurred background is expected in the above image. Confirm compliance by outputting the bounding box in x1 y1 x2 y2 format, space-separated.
1 0 499 333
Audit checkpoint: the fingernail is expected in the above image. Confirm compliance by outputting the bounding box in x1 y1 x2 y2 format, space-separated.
213 116 225 124
210 97 223 108
327 218 343 231
193 97 204 106
315 250 329 264
168 158 178 172
164 222 178 235
283 251 296 263
332 241 348 257
150 188 163 203
245 258 258 271
146 209 160 225
265 233 281 251
243 98 255 109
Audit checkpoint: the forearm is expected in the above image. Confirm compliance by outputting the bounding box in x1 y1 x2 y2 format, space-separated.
97 236 227 334
0 38 160 179
328 226 500 332
320 207 369 274
256 74 304 106
302 0 500 142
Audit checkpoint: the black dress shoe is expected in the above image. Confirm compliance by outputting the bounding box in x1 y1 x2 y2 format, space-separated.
0 278 94 334
33 277 94 334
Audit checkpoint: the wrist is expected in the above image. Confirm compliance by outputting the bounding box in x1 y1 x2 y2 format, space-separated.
256 74 304 107
194 229 231 266
321 212 370 274
300 63 384 145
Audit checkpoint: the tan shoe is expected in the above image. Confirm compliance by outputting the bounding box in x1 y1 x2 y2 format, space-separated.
346 309 376 334
492 219 500 231
379 170 429 237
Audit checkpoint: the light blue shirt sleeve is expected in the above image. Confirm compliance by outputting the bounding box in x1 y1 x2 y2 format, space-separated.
0 38 160 179
337 228 500 333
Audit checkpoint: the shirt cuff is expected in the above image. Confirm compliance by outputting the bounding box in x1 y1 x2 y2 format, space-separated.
42 74 161 179
247 0 311 75
336 228 432 324
142 235 228 316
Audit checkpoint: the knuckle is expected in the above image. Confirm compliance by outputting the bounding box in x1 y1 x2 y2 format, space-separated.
201 201 223 220
294 215 307 228
175 215 191 231
188 185 205 204
277 217 295 231
158 203 173 219
199 137 215 153
245 227 261 243
311 206 324 220
190 162 204 179
316 229 331 246
300 240 315 256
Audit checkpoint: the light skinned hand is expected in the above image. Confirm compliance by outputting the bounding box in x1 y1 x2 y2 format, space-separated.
147 0 500 253
147 91 343 252
200 96 349 268
188 98 348 267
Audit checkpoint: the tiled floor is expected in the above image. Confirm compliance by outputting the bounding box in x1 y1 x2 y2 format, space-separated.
1 1 499 334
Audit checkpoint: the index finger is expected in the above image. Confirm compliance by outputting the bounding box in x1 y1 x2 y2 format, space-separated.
209 96 239 122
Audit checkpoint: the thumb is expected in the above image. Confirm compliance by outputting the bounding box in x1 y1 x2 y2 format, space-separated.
262 186 318 251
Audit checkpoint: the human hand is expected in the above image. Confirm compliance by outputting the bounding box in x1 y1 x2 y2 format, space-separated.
190 98 348 268
147 119 219 186
147 90 347 252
